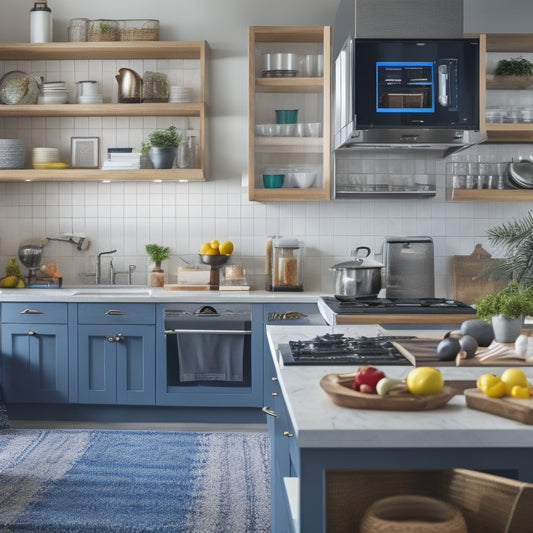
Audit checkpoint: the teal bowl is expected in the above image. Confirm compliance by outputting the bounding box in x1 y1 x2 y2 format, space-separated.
263 174 284 188
275 109 298 124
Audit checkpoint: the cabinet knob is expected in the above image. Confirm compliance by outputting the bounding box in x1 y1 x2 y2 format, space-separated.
106 336 116 343
271 376 278 381
27 330 36 336
283 431 294 438
115 333 124 342
271 392 278 396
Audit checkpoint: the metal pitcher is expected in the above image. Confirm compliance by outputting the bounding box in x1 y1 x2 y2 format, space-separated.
115 68 142 103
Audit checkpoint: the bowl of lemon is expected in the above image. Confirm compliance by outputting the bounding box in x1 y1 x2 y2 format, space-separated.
199 239 234 266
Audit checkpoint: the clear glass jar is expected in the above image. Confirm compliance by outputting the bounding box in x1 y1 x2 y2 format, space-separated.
68 18 88 42
87 19 119 42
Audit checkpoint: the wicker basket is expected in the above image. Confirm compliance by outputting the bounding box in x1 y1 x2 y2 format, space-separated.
326 468 533 533
87 19 119 42
119 19 159 41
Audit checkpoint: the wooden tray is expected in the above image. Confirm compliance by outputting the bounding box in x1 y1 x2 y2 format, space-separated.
464 388 533 424
163 284 214 291
320 373 455 411
393 339 533 367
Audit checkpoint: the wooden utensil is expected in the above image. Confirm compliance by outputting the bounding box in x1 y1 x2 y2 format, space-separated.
453 244 506 305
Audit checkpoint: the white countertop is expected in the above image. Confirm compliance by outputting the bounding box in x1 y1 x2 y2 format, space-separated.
267 325 533 449
0 287 325 303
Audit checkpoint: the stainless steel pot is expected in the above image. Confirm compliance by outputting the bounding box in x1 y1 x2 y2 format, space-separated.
330 246 383 300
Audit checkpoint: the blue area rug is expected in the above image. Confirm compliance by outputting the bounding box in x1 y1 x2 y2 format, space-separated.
0 429 270 532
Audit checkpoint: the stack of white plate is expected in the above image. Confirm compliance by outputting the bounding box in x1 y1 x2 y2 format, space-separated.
169 86 193 103
78 93 103 104
32 147 60 168
38 81 69 105
0 138 26 169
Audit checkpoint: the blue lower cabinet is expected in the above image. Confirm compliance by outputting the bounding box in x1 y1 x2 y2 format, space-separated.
78 324 155 405
1 323 69 403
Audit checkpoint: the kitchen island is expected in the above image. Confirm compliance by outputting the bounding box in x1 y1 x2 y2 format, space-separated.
266 325 533 533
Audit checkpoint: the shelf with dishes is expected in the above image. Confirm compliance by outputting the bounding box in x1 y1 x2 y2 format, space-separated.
0 40 208 182
482 33 533 142
451 189 533 201
248 25 331 201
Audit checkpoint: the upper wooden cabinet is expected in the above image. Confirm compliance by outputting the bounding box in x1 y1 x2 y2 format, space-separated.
248 26 331 201
0 41 208 182
482 33 533 143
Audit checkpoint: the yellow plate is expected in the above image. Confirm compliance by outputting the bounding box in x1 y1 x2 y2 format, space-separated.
32 162 70 169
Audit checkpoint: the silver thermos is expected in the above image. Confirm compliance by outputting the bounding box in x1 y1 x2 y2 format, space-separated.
30 1 53 43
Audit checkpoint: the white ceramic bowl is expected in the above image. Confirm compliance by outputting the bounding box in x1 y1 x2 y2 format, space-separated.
289 171 316 188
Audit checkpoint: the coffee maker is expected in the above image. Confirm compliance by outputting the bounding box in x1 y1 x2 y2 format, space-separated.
266 237 304 292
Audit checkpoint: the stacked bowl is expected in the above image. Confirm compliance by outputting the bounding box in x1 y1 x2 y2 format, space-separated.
77 80 103 104
169 86 193 103
32 147 60 169
0 139 26 169
38 81 68 104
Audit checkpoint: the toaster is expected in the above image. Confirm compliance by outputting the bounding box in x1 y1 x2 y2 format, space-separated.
379 236 435 298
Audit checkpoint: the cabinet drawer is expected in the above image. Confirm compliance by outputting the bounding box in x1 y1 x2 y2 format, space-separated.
77 303 155 325
2 303 68 323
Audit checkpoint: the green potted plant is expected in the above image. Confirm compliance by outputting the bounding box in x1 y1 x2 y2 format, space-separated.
145 126 181 169
145 243 171 287
490 57 533 89
475 282 533 342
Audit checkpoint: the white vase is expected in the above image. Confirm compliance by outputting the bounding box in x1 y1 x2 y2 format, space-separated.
491 314 524 343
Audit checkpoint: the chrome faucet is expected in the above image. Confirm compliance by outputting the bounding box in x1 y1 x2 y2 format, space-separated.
96 249 117 284
110 261 136 285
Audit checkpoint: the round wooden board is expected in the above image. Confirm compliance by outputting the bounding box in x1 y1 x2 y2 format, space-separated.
320 373 456 411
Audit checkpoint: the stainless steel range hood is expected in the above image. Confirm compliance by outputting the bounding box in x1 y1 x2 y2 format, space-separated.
333 0 487 156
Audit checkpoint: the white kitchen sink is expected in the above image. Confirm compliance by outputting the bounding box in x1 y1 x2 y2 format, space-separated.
69 285 152 296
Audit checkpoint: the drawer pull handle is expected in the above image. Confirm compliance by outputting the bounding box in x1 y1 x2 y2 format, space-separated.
105 310 126 315
262 406 278 418
283 431 294 438
20 309 43 315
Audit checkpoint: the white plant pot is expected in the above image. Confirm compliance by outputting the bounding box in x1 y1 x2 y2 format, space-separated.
491 314 524 343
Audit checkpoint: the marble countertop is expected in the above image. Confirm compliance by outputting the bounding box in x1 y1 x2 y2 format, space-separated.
0 287 324 303
267 325 533 449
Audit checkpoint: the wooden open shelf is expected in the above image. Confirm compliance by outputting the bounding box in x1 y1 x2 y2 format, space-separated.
451 189 533 201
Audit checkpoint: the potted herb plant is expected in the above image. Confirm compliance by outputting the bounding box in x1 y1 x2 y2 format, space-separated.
489 57 533 89
145 126 181 169
145 243 171 287
475 282 533 342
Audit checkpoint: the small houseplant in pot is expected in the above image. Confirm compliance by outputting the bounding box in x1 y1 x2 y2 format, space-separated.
489 57 533 89
145 243 171 287
475 282 533 343
145 126 181 169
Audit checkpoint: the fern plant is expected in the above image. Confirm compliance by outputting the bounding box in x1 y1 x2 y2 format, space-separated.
145 244 171 268
482 211 533 285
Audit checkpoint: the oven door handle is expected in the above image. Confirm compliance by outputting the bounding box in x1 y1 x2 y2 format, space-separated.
166 328 252 335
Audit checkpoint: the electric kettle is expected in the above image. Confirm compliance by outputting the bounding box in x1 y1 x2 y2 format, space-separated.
115 68 142 103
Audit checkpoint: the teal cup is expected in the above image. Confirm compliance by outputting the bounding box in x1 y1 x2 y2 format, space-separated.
275 109 298 124
263 174 284 188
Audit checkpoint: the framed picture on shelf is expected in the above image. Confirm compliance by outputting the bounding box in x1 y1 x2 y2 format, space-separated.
71 137 99 168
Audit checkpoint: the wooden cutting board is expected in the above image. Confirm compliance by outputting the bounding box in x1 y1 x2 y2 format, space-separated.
453 244 507 305
464 388 533 424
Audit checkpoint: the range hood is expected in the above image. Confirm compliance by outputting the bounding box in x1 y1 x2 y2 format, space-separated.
333 0 487 156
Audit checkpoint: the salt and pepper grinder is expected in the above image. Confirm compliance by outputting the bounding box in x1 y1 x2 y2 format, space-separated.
30 1 53 43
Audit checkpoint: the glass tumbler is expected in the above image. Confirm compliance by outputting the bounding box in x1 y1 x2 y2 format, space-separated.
68 18 88 42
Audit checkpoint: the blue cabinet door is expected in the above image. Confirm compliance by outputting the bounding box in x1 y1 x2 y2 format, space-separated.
78 324 155 405
1 323 69 403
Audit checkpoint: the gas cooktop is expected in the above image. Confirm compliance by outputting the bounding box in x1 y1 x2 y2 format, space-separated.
320 296 476 315
278 333 414 365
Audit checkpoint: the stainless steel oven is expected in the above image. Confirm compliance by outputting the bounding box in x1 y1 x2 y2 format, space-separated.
165 305 252 388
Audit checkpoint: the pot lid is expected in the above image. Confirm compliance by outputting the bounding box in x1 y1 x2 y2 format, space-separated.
331 246 383 270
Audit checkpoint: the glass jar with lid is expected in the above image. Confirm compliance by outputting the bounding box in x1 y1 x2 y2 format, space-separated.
87 19 119 42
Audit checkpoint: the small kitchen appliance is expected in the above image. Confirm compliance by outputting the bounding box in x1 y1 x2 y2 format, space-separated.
266 237 304 291
17 241 44 285
380 236 434 298
115 68 142 103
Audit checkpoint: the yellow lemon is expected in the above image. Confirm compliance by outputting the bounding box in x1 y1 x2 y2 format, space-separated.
219 240 234 255
16 278 25 288
0 275 19 288
500 368 529 396
406 367 444 396
199 242 212 254
210 239 220 250
203 247 220 256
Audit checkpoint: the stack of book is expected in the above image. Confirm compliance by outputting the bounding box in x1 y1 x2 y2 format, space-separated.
101 150 141 170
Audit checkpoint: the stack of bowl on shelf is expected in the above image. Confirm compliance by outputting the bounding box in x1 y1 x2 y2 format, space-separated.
169 86 193 103
32 147 67 169
0 139 26 169
38 81 68 104
77 80 103 104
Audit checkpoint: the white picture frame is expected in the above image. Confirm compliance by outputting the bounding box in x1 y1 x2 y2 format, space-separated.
71 137 99 168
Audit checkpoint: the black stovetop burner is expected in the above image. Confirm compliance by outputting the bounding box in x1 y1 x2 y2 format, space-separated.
278 333 413 365
321 296 476 315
